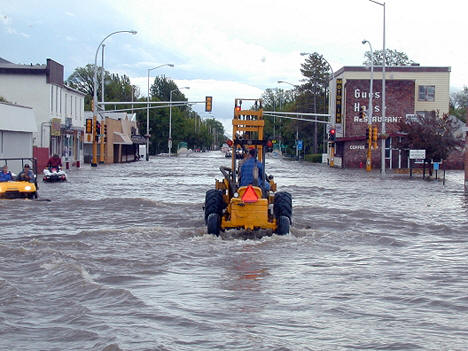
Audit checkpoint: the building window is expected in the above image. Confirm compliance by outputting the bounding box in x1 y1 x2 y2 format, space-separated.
75 97 78 119
65 93 68 116
59 88 62 115
385 137 391 159
418 85 435 102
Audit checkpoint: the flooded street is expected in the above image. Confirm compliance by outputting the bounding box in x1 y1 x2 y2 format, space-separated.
1 152 468 351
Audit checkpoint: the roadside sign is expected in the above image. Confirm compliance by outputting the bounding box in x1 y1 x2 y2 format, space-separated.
433 162 439 171
409 149 426 159
297 140 303 150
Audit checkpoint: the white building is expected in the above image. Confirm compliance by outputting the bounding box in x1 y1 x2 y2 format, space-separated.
0 102 37 173
0 101 37 157
0 57 85 169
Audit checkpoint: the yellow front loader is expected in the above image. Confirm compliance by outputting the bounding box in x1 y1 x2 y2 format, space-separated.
204 98 292 235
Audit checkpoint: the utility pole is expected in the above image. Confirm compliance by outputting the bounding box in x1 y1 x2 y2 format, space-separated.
465 108 468 192
99 45 105 164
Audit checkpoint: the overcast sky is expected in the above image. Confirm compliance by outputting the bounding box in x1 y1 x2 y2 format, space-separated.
1 0 467 134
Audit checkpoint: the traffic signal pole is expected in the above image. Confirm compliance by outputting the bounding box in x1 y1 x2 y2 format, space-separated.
328 128 336 167
91 114 98 167
465 110 468 192
99 120 105 164
366 125 372 171
330 144 335 167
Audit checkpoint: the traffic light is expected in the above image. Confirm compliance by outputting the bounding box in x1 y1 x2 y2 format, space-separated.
205 96 213 112
365 126 370 147
328 128 336 141
372 126 378 148
104 123 108 143
86 119 92 134
96 121 101 135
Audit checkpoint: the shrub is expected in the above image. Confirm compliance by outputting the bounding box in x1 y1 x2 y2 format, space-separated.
305 153 322 163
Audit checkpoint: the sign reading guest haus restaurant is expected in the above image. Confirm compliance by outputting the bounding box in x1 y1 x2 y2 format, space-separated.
329 66 450 169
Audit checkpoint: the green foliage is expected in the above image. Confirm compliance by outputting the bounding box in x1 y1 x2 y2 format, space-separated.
363 49 416 66
304 154 323 163
261 88 296 152
66 66 223 154
396 111 464 161
450 87 468 122
298 52 331 154
65 64 139 111
0 96 9 103
135 75 223 154
262 52 331 156
300 52 330 95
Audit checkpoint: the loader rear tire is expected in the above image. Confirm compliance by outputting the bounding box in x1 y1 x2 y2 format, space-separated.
207 213 221 236
274 192 292 221
275 216 290 235
204 189 224 223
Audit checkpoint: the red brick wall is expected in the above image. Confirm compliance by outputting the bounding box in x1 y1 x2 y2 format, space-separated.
33 147 49 172
340 80 415 168
344 79 415 138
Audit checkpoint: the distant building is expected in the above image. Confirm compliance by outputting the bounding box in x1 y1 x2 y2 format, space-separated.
83 112 145 164
328 65 456 169
0 58 85 170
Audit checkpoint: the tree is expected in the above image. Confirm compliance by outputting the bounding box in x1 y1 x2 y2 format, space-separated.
65 64 100 108
66 65 139 110
363 49 416 66
261 88 295 154
0 96 9 103
450 87 468 122
66 66 216 154
299 52 332 154
396 111 464 162
134 75 218 154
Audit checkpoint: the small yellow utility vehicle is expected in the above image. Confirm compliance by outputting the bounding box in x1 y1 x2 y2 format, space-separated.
0 158 38 200
204 98 292 235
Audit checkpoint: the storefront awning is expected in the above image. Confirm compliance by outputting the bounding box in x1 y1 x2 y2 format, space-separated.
113 131 133 145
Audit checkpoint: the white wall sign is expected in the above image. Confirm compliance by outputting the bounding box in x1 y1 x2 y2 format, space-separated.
409 149 426 159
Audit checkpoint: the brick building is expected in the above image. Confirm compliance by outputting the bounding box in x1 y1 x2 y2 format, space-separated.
83 112 144 164
328 66 451 169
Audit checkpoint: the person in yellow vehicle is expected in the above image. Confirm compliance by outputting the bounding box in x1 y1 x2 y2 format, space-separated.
0 165 13 182
16 164 35 182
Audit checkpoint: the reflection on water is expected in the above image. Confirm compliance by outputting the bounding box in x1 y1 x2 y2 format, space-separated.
0 152 467 350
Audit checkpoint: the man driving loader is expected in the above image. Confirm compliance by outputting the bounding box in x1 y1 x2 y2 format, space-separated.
239 148 269 191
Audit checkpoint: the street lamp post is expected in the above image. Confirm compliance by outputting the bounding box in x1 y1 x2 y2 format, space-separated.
146 64 174 161
169 86 190 157
278 80 299 159
370 0 386 175
362 40 374 171
99 44 106 164
92 30 137 167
